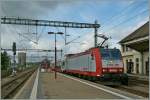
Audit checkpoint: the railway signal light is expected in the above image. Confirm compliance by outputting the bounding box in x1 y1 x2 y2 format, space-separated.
12 42 17 76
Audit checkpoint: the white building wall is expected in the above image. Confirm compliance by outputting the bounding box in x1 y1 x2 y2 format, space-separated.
121 45 148 75
133 53 142 74
143 51 149 74
122 56 133 73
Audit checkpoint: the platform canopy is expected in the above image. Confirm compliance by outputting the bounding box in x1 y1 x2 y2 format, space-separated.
119 21 149 52
125 37 149 52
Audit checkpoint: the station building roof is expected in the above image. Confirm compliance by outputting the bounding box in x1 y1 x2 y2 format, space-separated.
119 21 149 52
119 21 149 43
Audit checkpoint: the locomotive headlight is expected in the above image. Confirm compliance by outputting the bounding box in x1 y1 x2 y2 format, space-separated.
109 60 113 64
97 74 100 76
102 69 107 72
119 69 123 72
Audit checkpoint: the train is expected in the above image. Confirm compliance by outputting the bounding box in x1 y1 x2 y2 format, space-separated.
41 59 49 69
61 47 128 85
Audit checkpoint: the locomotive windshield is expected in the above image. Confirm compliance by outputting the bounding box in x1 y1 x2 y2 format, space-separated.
100 48 121 60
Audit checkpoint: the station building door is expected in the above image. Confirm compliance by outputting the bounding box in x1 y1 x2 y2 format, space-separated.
136 58 139 74
127 59 134 74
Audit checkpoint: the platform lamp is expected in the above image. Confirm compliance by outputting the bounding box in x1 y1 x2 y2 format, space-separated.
48 32 64 79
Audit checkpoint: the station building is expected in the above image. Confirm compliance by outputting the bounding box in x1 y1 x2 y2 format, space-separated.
119 22 149 75
18 52 26 66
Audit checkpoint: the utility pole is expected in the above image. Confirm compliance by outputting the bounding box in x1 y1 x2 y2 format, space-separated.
94 20 98 47
65 27 67 45
54 32 57 79
12 42 16 76
61 49 63 59
64 27 67 58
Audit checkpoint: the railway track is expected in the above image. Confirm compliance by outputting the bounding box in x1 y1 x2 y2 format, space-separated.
128 77 149 85
121 78 149 97
95 78 149 98
113 85 149 97
1 68 37 99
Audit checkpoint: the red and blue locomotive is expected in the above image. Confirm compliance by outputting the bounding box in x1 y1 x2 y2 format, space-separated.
62 47 128 85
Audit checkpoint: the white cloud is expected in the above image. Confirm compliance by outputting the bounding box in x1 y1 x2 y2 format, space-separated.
0 0 148 60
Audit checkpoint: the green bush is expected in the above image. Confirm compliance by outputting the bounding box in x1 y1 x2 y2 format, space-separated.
1 51 11 70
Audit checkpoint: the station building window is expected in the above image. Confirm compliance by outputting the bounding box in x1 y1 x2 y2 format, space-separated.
122 45 125 52
126 46 128 51
145 57 149 75
128 47 132 51
126 59 128 67
136 58 139 74
126 59 130 73
125 46 132 52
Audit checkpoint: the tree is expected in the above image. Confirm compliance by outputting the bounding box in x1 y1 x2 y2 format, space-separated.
1 51 11 70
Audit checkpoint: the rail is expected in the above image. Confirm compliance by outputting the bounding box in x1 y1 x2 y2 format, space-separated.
1 68 37 99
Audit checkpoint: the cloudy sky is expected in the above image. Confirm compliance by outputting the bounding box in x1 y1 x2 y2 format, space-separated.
0 0 149 61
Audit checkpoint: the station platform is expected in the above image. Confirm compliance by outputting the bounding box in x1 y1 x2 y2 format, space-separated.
38 72 121 99
38 72 146 99
14 68 146 99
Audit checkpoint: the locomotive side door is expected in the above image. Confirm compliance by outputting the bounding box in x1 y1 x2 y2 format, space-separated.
89 52 96 72
88 55 90 72
88 54 93 72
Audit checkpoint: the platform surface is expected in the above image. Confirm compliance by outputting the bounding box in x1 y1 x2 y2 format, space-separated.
36 71 143 99
14 69 146 99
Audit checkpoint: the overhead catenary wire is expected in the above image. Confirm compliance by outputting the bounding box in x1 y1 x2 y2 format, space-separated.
86 9 149 41
103 9 149 33
79 8 149 47
2 2 39 47
62 30 93 48
100 1 145 27
17 33 38 44
4 25 28 51
3 23 38 48
102 1 148 29
37 25 46 42
7 24 38 45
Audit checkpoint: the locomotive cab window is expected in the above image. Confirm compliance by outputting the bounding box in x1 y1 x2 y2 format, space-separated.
110 49 121 60
100 48 121 60
100 49 110 60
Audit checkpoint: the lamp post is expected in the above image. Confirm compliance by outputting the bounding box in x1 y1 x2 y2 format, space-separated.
48 32 64 79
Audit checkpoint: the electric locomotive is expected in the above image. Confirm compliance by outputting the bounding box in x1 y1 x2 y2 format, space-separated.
62 47 128 85
62 34 128 85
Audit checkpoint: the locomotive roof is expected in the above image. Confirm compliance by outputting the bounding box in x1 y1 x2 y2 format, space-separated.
65 50 91 58
65 47 119 58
